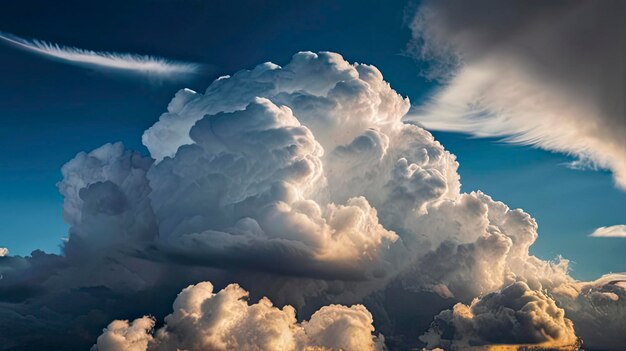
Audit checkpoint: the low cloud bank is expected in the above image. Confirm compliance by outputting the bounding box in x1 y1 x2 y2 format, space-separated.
92 281 384 351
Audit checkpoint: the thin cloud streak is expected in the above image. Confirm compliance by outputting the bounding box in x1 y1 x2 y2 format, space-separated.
590 225 626 238
0 31 201 77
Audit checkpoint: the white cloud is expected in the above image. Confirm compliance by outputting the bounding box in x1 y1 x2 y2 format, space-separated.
2 50 626 350
407 0 626 190
0 31 200 78
0 248 7 257
139 52 459 282
589 225 626 238
92 281 384 351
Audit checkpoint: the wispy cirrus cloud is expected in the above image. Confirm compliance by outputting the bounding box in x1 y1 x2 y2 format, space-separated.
590 225 626 238
0 31 201 78
406 0 626 190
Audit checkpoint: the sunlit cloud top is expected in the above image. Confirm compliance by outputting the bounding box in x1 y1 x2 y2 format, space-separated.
0 31 201 78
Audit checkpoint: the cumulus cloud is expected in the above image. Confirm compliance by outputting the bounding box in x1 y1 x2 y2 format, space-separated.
138 51 459 283
1 50 625 350
92 281 384 351
589 225 626 238
0 31 200 78
420 282 579 350
407 0 626 190
0 248 7 257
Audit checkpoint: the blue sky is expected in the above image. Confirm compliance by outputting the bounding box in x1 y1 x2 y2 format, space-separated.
0 0 624 281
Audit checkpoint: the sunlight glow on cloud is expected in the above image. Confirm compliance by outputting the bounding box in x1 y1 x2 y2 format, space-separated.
0 248 7 257
0 31 200 78
92 281 384 351
589 225 626 238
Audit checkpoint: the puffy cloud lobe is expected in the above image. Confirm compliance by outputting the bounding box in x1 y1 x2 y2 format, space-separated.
142 52 359 162
140 51 460 280
408 0 626 190
399 191 568 302
58 142 154 231
589 225 626 238
0 248 7 257
147 96 399 278
92 317 155 351
420 282 578 350
92 281 384 351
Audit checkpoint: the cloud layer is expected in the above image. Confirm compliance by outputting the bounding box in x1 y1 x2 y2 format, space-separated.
407 0 626 190
0 31 200 78
1 51 625 350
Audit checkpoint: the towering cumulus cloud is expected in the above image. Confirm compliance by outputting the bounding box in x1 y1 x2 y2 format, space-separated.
407 0 626 190
1 51 625 350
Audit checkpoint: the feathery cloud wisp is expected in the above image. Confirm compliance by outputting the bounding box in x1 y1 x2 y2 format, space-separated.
0 31 200 77
590 225 626 238
406 0 626 190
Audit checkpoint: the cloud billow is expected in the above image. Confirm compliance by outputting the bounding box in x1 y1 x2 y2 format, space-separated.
420 281 578 350
1 51 625 350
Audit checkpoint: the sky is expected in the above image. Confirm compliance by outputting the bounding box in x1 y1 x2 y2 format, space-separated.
0 1 625 350
1 0 623 279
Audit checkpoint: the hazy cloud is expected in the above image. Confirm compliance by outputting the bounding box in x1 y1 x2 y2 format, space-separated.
407 0 626 190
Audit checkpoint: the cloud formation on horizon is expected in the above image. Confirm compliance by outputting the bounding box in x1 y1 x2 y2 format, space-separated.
589 225 626 238
92 281 384 351
406 0 626 190
0 31 200 78
1 51 626 351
